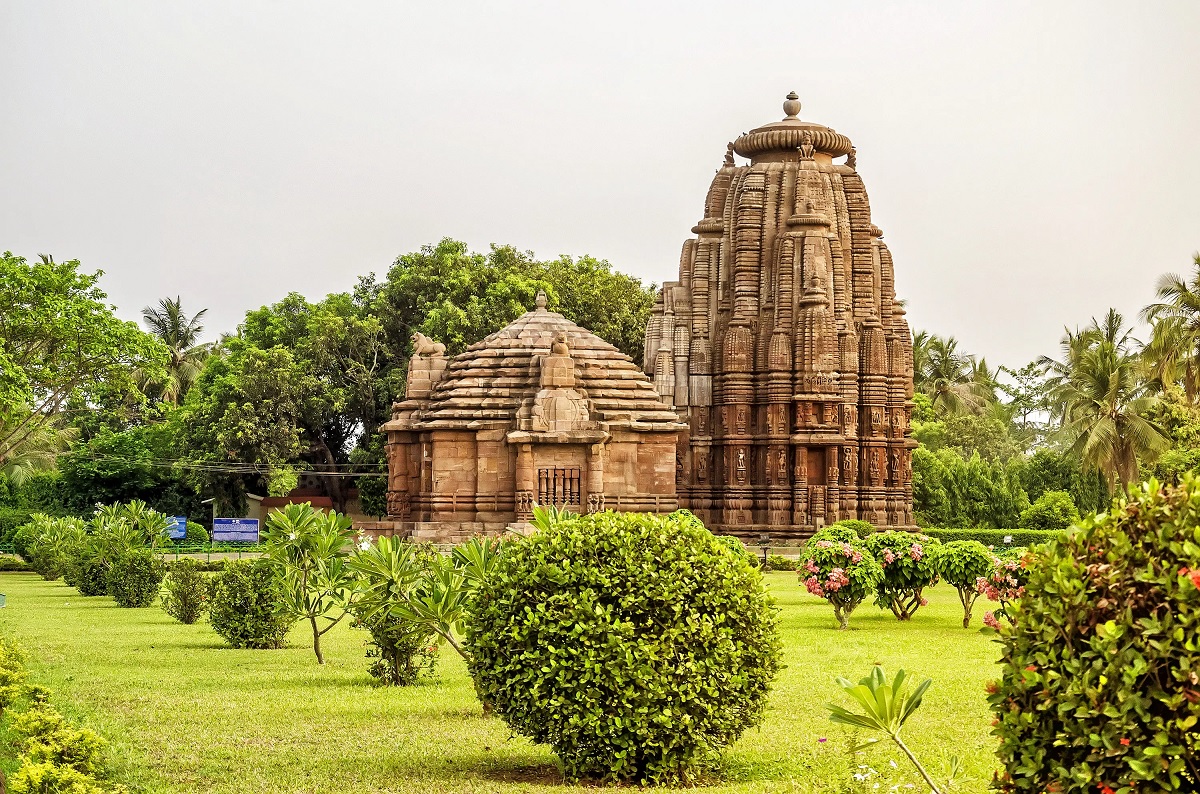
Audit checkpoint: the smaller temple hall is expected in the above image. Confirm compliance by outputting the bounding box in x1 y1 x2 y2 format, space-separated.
380 292 685 541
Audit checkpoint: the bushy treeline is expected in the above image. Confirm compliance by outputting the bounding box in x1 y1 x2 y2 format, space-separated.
1 242 657 520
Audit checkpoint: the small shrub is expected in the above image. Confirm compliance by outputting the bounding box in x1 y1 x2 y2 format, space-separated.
208 560 292 649
160 559 208 624
75 557 111 597
466 510 782 784
1017 490 1080 530
990 477 1200 792
935 540 995 627
355 614 440 686
184 521 209 544
830 519 876 539
106 549 166 608
862 531 941 620
0 636 27 716
11 705 107 777
0 556 31 572
764 554 797 571
9 761 106 794
918 528 1056 548
800 538 883 629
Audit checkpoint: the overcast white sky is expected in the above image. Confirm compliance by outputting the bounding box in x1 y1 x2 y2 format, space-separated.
2 1 1198 368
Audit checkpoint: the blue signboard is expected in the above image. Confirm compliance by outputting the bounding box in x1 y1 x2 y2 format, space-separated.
167 516 188 541
212 518 260 543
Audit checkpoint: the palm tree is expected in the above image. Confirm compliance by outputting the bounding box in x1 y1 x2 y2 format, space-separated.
141 297 210 406
1141 253 1200 399
1040 309 1169 487
914 333 992 415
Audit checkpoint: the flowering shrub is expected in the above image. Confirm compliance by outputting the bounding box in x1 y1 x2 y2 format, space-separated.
990 477 1200 793
800 538 883 630
934 540 995 627
862 531 941 620
805 525 860 547
975 554 1029 628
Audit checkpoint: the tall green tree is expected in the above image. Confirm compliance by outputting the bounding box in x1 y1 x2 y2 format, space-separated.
0 253 165 466
1141 252 1200 399
1040 309 1169 487
372 238 656 365
140 296 211 406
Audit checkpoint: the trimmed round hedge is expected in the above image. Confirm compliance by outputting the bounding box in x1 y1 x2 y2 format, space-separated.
991 477 1200 793
465 510 782 784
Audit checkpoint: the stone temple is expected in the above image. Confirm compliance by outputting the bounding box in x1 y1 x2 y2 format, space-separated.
643 92 916 539
380 293 685 541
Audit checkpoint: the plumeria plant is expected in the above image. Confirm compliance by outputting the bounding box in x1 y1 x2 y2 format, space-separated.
829 666 960 794
800 538 883 630
263 502 357 664
862 530 942 620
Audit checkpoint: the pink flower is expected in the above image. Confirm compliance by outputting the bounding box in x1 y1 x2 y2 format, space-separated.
909 543 923 561
815 540 833 549
919 597 928 606
804 559 819 574
803 576 825 597
882 549 896 566
825 568 850 592
983 611 1001 630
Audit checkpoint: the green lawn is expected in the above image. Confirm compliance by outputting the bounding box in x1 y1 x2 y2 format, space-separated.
0 571 1002 793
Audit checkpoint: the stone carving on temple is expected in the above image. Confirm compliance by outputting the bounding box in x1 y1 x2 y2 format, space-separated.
377 292 685 542
644 92 917 539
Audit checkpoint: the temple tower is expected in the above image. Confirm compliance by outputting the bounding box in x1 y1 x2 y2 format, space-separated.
645 92 916 539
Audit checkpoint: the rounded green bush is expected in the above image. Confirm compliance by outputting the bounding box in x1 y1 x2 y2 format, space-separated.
465 510 782 784
106 549 166 607
161 559 208 624
75 557 110 597
184 521 209 544
1018 490 1080 530
208 560 292 649
829 519 876 539
990 477 1200 792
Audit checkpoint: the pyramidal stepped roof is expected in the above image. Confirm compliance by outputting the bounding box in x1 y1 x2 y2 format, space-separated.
415 295 683 431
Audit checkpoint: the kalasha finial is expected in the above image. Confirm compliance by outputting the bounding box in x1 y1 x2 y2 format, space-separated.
783 90 801 118
535 290 547 310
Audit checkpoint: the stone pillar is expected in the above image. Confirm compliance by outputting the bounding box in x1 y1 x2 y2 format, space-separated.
515 443 534 520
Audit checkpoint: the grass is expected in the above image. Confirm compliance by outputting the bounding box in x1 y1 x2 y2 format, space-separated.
0 571 1002 793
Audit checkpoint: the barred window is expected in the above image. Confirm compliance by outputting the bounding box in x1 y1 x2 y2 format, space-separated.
537 467 581 507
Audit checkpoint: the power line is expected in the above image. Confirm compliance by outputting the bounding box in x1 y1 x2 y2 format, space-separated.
67 453 387 478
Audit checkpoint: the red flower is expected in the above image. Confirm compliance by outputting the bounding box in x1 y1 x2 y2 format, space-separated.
1120 737 1131 746
1025 665 1037 672
985 681 999 694
1097 786 1115 794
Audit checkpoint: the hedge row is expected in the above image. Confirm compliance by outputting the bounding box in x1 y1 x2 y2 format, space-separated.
919 528 1062 547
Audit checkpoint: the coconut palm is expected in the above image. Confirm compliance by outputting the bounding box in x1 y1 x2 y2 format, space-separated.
140 297 210 405
1040 309 1169 487
1141 253 1200 399
0 409 77 483
914 333 992 415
